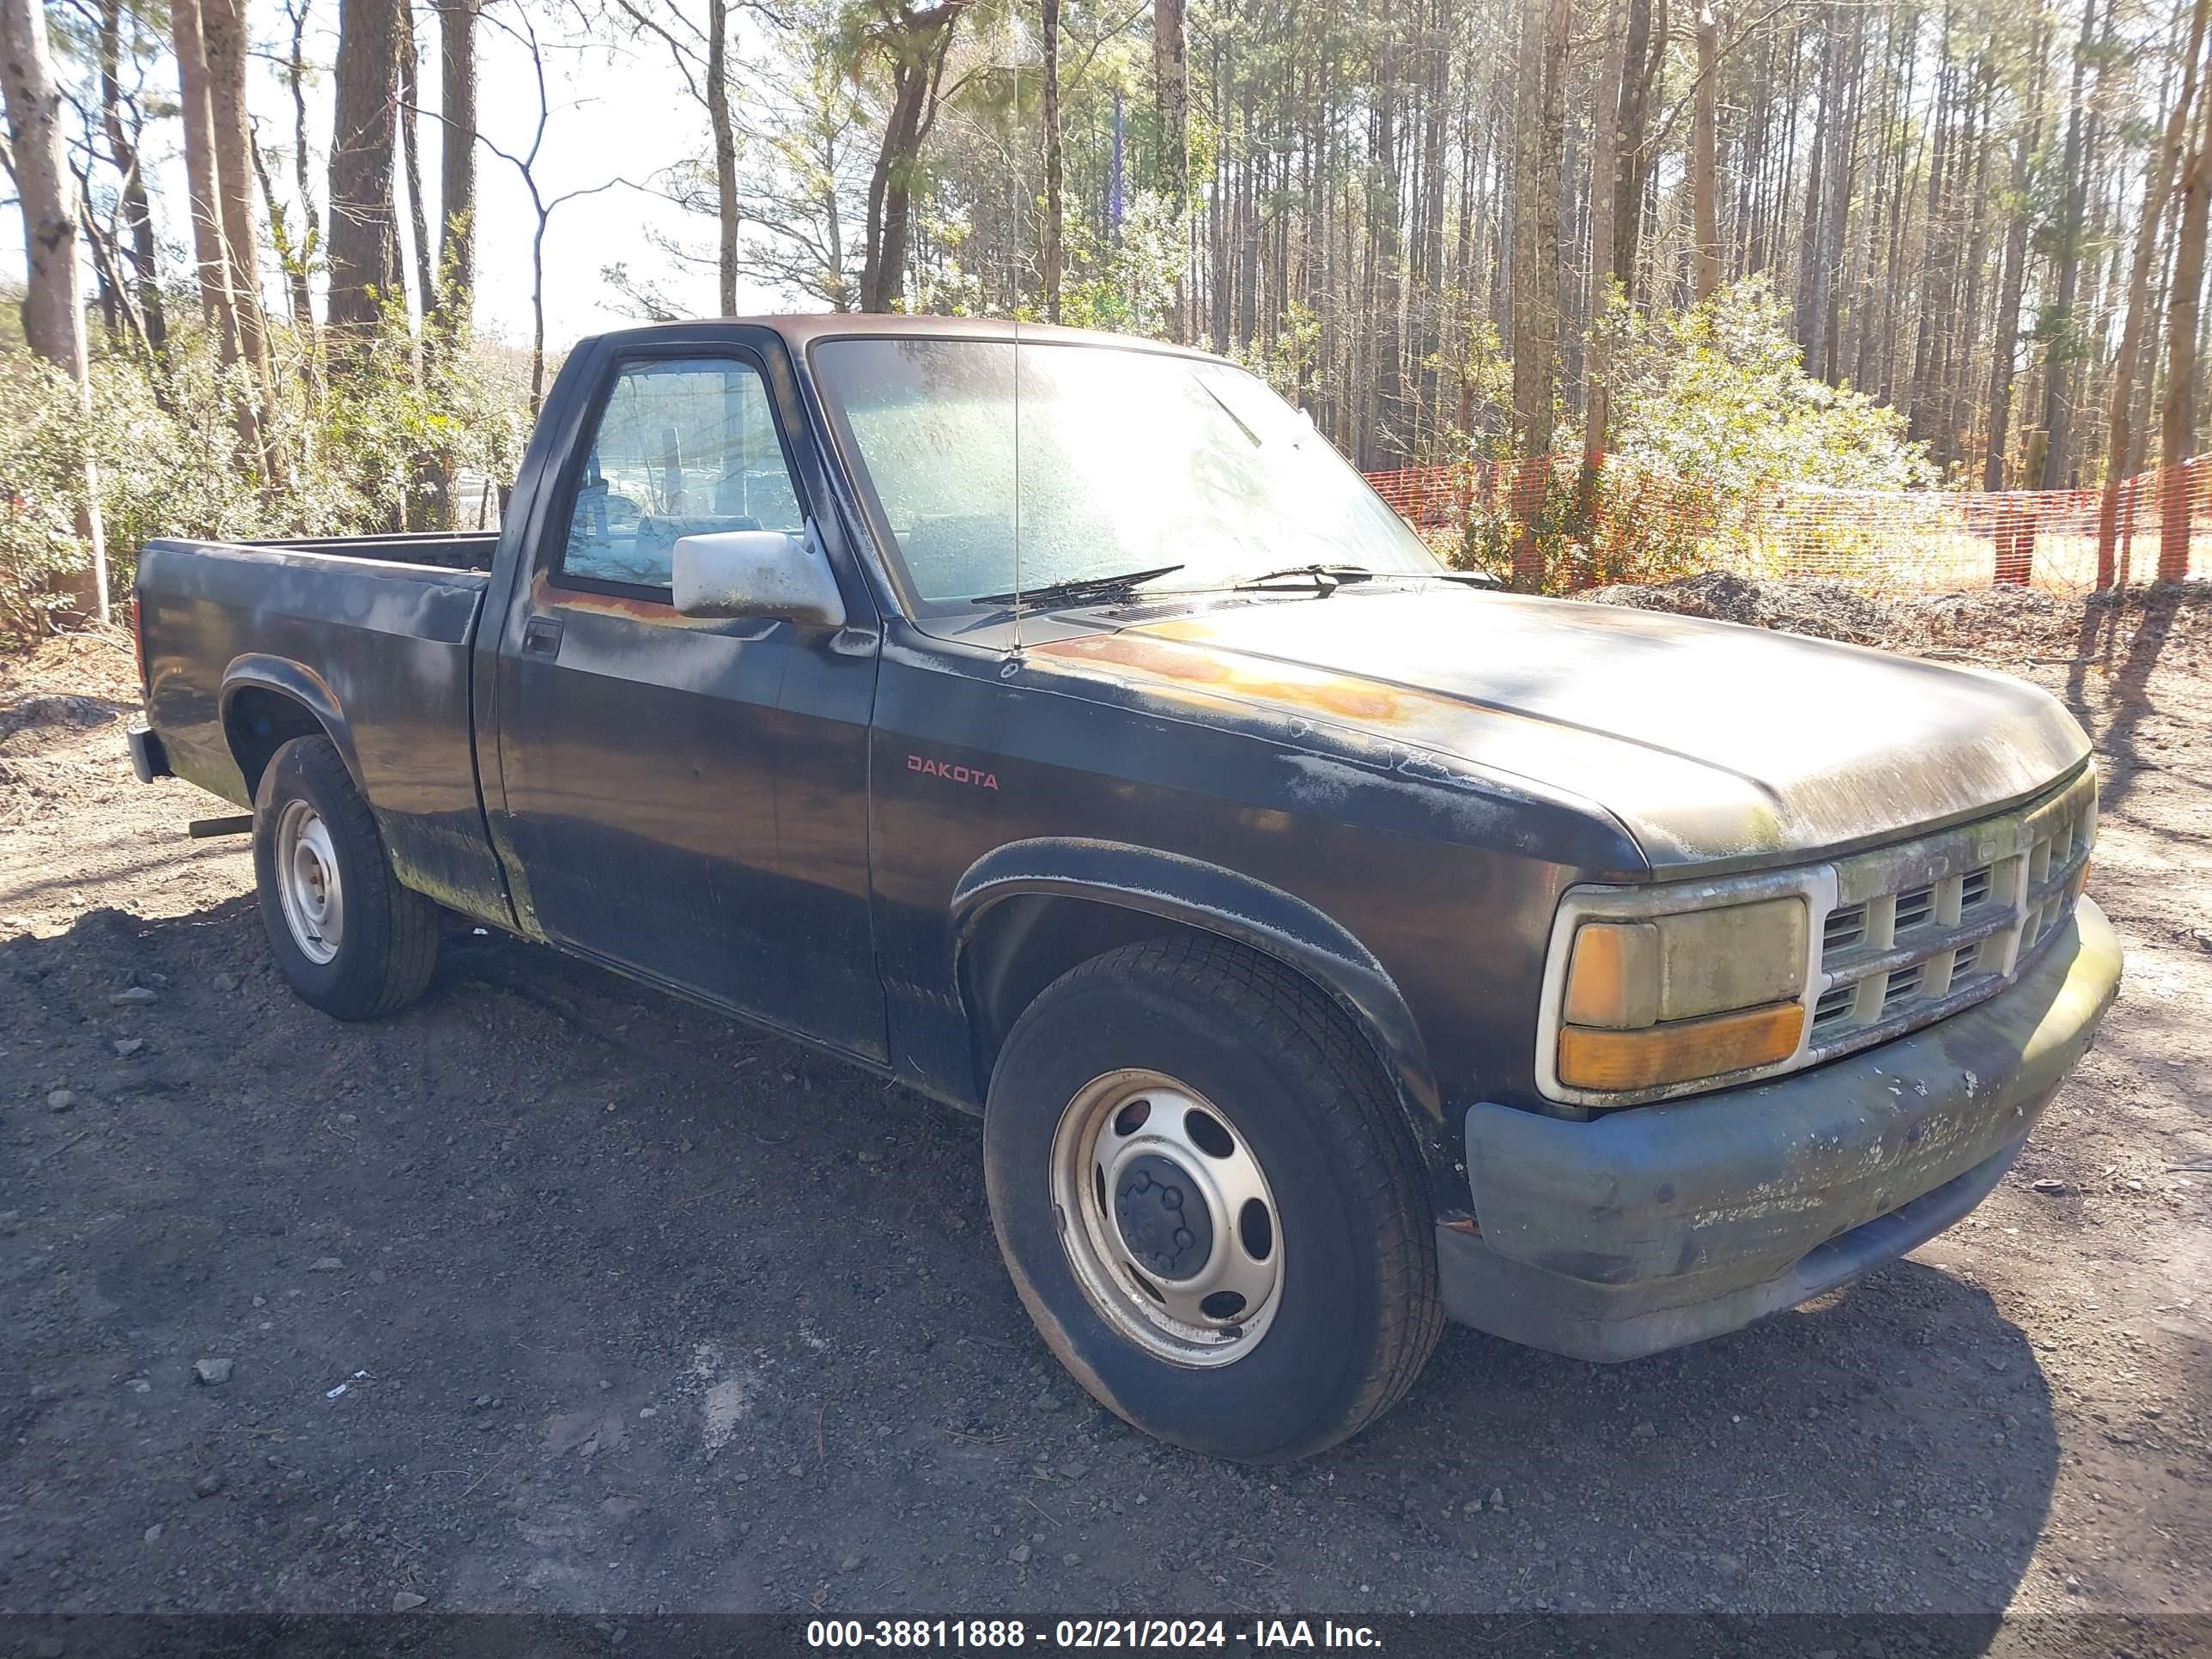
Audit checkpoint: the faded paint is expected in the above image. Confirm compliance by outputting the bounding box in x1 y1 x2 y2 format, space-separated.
1043 588 2091 873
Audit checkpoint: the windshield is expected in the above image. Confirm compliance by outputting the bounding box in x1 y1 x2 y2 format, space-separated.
808 337 1444 614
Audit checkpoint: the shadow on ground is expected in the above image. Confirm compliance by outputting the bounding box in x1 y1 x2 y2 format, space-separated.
2 898 2055 1627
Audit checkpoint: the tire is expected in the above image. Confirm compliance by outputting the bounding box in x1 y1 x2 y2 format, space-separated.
983 935 1442 1462
252 735 441 1020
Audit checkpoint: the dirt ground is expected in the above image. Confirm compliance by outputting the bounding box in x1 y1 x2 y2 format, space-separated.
1 586 2208 1637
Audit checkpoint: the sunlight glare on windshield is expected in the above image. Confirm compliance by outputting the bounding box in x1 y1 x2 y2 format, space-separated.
811 337 1443 618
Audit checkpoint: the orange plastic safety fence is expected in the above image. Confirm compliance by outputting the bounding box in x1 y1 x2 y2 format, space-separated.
1363 455 2212 595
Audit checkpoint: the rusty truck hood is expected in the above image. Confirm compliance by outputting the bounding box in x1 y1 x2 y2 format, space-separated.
1034 586 2091 871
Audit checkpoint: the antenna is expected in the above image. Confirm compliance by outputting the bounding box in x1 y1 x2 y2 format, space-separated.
1011 310 1024 659
1009 23 1025 664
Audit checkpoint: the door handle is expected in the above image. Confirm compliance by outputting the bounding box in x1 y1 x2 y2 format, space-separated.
521 616 565 659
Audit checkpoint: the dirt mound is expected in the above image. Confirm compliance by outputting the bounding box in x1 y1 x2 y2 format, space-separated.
1579 571 2212 658
0 693 122 747
1581 570 1917 647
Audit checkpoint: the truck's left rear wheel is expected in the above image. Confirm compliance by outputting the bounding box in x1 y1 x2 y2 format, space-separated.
273 799 344 965
252 735 441 1020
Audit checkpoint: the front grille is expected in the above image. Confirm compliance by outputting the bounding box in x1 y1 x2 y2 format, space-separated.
1807 766 2097 1064
1540 763 2100 1108
1894 885 1936 933
1823 905 1867 951
1812 983 1856 1026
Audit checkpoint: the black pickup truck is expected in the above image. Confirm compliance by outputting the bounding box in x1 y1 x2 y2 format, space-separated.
128 316 2122 1462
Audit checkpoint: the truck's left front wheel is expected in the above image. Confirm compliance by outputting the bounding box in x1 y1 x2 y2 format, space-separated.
252 735 441 1020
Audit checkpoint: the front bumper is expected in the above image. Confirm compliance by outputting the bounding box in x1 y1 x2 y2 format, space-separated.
1440 895 2124 1362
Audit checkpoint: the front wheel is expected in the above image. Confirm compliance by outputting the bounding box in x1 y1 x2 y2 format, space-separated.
252 735 441 1020
983 936 1441 1462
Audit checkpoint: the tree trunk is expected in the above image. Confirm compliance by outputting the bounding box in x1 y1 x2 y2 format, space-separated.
1792 15 1833 361
170 0 244 356
1612 0 1659 298
1152 0 1188 204
1906 33 1954 446
2039 0 2099 488
1690 0 1721 301
708 0 738 313
437 0 477 322
1583 0 1623 515
328 0 402 337
1509 0 1569 586
1369 29 1403 462
860 3 967 314
175 0 267 464
1042 0 1063 322
861 69 927 312
0 0 109 619
2162 81 2210 580
397 10 435 323
201 0 274 388
1820 16 1862 383
1153 0 1187 339
1414 0 1451 429
2098 0 2207 583
94 0 164 353
1982 27 2045 489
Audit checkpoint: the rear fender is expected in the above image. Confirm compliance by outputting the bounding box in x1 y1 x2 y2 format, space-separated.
220 656 364 800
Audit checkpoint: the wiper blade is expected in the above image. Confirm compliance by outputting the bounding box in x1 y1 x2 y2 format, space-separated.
971 563 1187 609
1230 563 1382 595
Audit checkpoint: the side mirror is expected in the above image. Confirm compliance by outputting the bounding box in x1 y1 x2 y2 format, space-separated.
672 524 846 628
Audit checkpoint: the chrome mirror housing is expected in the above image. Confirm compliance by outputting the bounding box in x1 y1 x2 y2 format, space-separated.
672 525 845 628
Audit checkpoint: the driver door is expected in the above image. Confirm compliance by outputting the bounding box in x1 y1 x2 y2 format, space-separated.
491 343 884 1061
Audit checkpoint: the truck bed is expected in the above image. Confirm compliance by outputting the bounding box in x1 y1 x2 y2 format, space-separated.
134 535 508 921
242 531 501 572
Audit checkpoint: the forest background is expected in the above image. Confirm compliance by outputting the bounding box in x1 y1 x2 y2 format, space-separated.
2 0 2208 625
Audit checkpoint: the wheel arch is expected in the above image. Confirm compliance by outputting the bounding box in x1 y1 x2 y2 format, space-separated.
220 658 363 802
950 839 1442 1128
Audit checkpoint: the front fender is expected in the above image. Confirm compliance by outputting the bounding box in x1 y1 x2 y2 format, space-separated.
950 837 1441 1123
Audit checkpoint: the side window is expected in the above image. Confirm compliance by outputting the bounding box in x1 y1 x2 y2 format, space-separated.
561 356 805 590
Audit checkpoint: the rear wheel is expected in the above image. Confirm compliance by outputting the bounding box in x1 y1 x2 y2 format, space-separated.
252 735 440 1019
983 936 1441 1462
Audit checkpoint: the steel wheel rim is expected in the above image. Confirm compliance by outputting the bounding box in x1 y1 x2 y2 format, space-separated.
275 799 343 965
1048 1068 1284 1367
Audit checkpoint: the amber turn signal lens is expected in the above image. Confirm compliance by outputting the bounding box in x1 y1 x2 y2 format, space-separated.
1557 1001 1806 1092
1561 920 1662 1029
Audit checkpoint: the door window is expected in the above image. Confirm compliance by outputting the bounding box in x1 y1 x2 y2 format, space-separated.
561 357 805 591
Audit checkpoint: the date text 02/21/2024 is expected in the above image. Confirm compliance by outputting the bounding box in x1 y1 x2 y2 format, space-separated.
806 1620 1383 1650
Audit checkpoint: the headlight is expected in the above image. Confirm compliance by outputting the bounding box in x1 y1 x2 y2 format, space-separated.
1539 770 2096 1107
1541 878 1822 1102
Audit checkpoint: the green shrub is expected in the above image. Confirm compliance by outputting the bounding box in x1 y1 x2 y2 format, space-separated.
1 301 531 640
1446 280 1939 595
1601 279 1935 497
